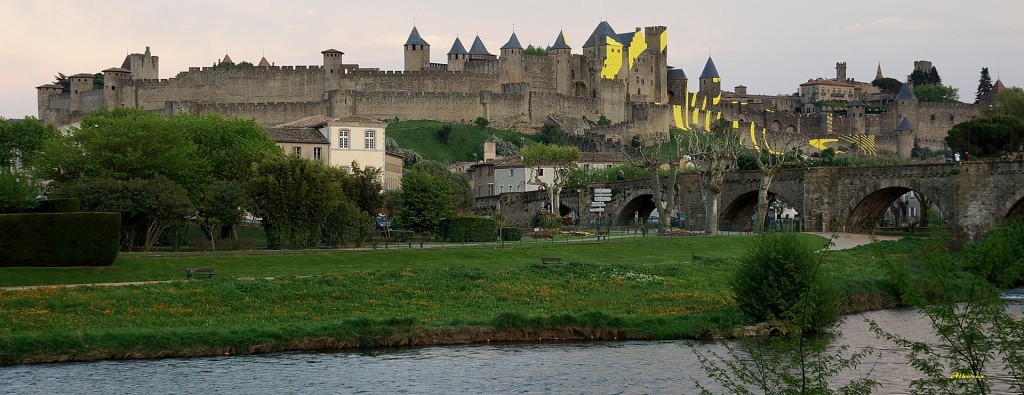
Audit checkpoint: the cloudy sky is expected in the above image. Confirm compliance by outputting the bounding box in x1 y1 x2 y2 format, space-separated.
2 0 1021 119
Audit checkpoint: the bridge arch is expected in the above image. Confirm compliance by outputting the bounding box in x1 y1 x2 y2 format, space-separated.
1005 189 1024 220
846 185 946 234
721 190 801 232
616 193 656 225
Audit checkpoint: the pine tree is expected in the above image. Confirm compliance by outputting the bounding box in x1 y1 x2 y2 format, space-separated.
976 67 994 103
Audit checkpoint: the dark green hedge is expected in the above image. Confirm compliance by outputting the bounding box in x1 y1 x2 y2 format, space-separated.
0 212 121 267
442 217 497 242
34 199 80 213
502 227 523 241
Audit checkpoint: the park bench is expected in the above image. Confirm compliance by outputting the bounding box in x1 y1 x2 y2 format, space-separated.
373 237 396 250
595 231 609 241
407 236 430 248
185 267 216 279
541 257 563 264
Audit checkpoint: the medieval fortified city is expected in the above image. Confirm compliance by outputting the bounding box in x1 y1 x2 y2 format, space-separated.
3 3 1024 394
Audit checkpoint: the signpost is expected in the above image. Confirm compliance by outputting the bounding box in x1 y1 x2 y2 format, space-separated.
592 188 612 232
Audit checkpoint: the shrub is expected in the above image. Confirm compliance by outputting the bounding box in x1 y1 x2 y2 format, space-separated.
501 227 522 241
34 198 80 213
0 212 120 267
0 173 39 213
442 216 497 242
535 213 562 230
963 219 1024 288
730 232 838 332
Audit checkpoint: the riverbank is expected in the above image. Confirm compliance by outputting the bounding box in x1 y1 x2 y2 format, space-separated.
0 235 912 365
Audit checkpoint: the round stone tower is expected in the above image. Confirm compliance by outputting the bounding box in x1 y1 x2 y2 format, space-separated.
895 116 915 158
102 67 131 109
667 67 688 106
549 30 572 96
499 32 524 84
847 99 865 134
447 37 468 72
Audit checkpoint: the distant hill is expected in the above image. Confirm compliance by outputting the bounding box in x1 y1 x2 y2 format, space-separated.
386 120 540 164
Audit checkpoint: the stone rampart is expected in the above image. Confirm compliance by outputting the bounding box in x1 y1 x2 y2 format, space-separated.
168 101 327 126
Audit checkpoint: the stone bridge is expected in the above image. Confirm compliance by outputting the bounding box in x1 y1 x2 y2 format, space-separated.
479 160 1024 242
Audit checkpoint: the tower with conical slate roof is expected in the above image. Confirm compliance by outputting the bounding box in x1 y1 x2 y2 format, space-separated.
447 37 468 72
468 35 496 61
698 57 720 98
549 30 573 96
893 83 919 158
499 32 524 84
582 21 624 80
404 26 430 72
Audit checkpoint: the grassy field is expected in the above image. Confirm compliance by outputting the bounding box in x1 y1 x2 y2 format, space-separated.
0 234 908 365
386 120 539 163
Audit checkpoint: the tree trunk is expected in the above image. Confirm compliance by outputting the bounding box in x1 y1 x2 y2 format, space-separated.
706 158 726 234
653 163 679 233
754 169 777 234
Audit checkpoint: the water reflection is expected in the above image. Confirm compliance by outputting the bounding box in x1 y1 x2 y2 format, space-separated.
2 305 1020 395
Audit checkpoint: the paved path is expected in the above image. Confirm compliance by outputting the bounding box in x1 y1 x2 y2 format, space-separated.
808 232 903 250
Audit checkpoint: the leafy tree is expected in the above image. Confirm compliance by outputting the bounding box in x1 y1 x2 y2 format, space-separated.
249 155 341 249
976 67 994 103
744 130 802 233
945 116 1024 157
871 216 1024 394
524 45 546 56
33 108 203 196
0 117 59 173
521 144 580 214
171 113 281 185
871 77 903 95
612 132 682 234
397 167 455 235
913 84 960 103
0 173 39 213
474 117 489 130
909 67 942 86
337 162 384 216
538 121 566 145
409 160 473 213
323 199 374 248
695 232 876 394
989 86 1024 121
195 180 250 251
53 176 194 251
684 119 743 234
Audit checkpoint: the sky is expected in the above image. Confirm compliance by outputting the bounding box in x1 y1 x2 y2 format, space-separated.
2 0 1022 119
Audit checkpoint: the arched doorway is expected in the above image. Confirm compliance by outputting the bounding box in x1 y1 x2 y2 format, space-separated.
848 187 931 234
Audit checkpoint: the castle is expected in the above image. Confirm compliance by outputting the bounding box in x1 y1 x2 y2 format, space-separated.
36 22 979 158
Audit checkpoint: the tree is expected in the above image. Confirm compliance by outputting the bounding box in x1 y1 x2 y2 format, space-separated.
872 77 903 95
976 67 994 103
0 173 39 213
684 119 743 234
990 86 1024 121
694 232 877 394
0 117 59 173
945 116 1024 157
524 45 546 56
521 144 581 215
53 176 194 251
913 84 960 103
337 162 384 216
409 160 473 213
909 67 942 86
171 113 281 185
195 180 250 251
249 155 341 249
745 129 801 233
612 132 682 234
323 199 374 248
538 121 567 145
398 167 455 235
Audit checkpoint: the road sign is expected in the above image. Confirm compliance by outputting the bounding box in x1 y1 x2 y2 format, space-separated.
593 196 612 202
589 208 606 213
593 188 612 194
590 201 606 207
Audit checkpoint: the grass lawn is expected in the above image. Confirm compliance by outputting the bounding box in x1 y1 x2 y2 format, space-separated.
0 234 908 365
387 120 539 163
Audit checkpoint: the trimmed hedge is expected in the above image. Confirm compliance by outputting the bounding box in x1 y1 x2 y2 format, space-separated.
501 227 523 241
0 212 121 267
34 199 80 213
442 216 497 242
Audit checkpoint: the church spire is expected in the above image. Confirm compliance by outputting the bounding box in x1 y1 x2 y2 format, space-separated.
875 63 884 81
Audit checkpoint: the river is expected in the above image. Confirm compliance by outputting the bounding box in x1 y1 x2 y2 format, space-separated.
3 303 1022 394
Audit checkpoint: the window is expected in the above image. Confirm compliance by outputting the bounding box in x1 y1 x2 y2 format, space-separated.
509 169 514 177
930 114 936 122
339 130 349 149
313 147 322 160
537 168 545 176
364 131 375 150
950 114 955 122
293 146 302 156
